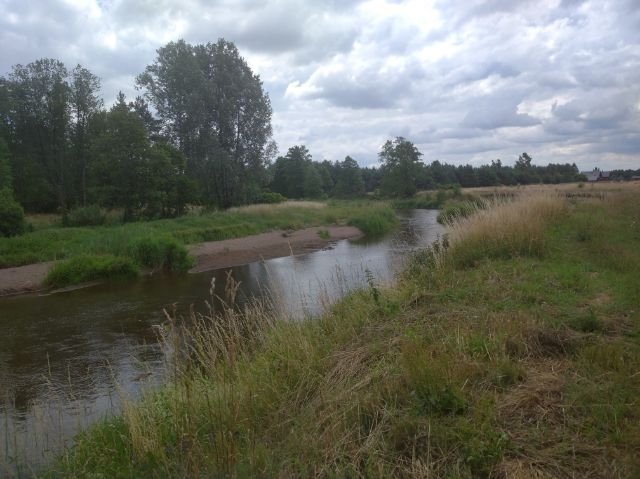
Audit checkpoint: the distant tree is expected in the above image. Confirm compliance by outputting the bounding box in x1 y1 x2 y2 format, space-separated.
271 145 311 199
514 152 539 184
333 156 364 198
477 165 498 187
379 137 423 197
90 93 187 221
361 166 383 192
137 39 274 208
456 164 478 188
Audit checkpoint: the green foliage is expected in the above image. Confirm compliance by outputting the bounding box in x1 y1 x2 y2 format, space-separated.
137 39 273 209
379 137 423 197
0 137 12 190
347 206 398 236
44 255 138 288
271 145 325 199
0 187 25 237
130 236 192 272
63 204 106 227
333 156 365 198
256 191 287 204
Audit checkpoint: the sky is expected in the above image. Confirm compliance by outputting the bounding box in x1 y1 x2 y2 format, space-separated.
1 0 639 170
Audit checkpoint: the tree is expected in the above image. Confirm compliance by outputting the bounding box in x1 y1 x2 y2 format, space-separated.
271 145 313 199
7 59 71 211
379 137 423 197
514 152 539 184
333 156 364 198
137 39 274 208
90 93 188 221
0 138 12 190
70 65 103 205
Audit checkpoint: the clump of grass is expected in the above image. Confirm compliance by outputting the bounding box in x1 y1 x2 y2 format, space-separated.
348 206 398 236
44 255 138 288
444 192 566 267
130 236 192 272
436 199 482 224
316 228 330 240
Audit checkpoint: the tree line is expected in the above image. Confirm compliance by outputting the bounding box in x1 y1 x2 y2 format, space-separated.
0 38 612 236
0 39 275 220
269 142 587 200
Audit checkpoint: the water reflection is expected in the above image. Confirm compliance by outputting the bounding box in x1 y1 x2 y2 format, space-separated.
0 209 443 474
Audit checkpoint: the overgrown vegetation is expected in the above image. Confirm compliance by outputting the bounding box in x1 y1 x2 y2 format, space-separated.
44 255 138 288
0 201 396 269
46 186 640 477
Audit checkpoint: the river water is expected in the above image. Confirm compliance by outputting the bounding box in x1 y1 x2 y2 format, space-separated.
0 209 444 475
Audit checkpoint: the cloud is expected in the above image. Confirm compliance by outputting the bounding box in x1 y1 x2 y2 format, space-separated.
0 0 638 171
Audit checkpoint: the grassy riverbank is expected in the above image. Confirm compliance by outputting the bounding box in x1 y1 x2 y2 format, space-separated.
0 201 397 287
46 185 639 477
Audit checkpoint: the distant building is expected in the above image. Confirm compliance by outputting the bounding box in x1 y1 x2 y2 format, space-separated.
632 176 640 182
581 169 611 182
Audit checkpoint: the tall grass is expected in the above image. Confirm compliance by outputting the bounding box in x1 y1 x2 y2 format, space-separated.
45 187 640 477
443 192 566 267
44 255 139 288
0 201 396 269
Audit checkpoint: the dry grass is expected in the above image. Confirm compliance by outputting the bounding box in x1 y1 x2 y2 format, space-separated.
464 180 640 199
228 200 326 213
443 192 566 267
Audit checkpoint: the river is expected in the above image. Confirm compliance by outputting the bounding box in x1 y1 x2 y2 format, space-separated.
0 209 444 476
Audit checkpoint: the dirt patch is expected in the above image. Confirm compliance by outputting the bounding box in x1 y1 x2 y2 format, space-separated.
0 261 55 296
188 225 363 273
0 226 363 296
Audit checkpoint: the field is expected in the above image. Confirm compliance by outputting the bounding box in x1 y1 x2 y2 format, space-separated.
43 183 640 477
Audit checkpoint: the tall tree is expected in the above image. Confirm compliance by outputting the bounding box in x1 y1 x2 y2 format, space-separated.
333 156 364 198
379 137 423 197
137 39 273 208
8 59 71 211
70 65 103 205
271 145 312 199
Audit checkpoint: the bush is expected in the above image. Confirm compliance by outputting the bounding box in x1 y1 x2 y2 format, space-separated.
63 204 107 227
348 207 398 236
44 255 138 288
256 191 287 204
0 187 25 237
130 236 193 272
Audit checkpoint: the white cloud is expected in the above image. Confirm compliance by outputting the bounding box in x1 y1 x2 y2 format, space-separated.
1 0 638 170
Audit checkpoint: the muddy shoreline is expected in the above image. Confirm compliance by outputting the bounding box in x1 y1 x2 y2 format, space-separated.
0 226 363 297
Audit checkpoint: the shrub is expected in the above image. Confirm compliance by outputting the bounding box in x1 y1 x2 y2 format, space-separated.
63 204 107 227
256 191 287 204
130 236 193 272
0 187 25 237
348 207 398 236
44 255 138 288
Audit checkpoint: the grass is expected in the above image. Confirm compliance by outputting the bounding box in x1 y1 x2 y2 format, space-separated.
44 255 139 288
44 185 640 477
2 201 397 286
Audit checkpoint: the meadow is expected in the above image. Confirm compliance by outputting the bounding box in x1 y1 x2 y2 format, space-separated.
43 182 640 477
